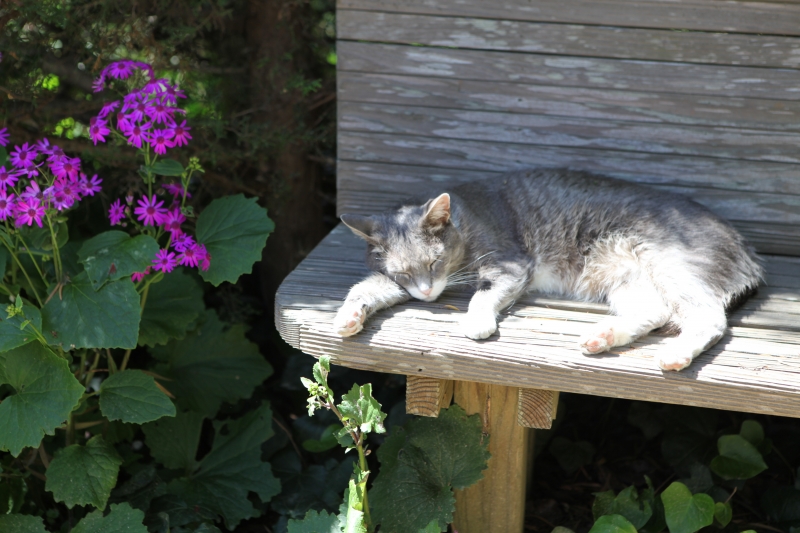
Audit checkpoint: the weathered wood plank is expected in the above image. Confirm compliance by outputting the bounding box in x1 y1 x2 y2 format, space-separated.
406 375 453 416
339 42 800 101
339 10 800 69
339 101 800 163
339 73 800 132
337 0 800 36
517 389 559 429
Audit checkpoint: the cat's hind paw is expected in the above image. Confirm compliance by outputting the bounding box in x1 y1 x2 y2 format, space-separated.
656 352 693 371
461 311 497 340
333 301 367 337
578 327 615 355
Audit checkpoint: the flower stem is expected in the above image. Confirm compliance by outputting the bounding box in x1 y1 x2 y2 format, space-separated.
0 234 43 306
14 231 48 287
45 214 63 282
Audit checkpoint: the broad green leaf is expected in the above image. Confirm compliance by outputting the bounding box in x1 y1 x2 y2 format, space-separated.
761 487 800 525
338 383 386 435
152 311 273 415
337 486 367 533
46 436 123 509
371 405 490 533
589 514 638 533
0 476 27 514
151 158 185 176
143 410 205 471
679 463 714 494
0 300 41 352
0 146 7 166
0 343 83 456
661 482 714 533
72 502 147 533
108 463 166 511
418 521 442 533
549 436 595 474
195 194 274 286
167 402 281 529
608 486 653 529
78 231 159 289
593 491 616 521
0 514 47 533
148 493 218 528
99 369 176 424
714 502 733 528
138 269 204 346
302 423 340 453
660 407 718 475
710 435 768 480
739 420 764 447
41 272 141 349
287 510 342 533
270 451 355 519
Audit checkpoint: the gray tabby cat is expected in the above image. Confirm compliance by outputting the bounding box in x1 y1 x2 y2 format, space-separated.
333 169 763 371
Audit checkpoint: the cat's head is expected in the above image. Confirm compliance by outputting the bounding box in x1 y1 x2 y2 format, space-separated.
341 193 464 302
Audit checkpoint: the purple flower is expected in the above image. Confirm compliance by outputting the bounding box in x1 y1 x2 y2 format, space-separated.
15 199 45 227
78 174 102 197
0 190 15 220
160 83 186 105
161 207 185 235
129 100 149 122
145 102 175 125
116 112 133 132
170 120 192 147
179 243 206 268
134 194 167 226
89 118 110 145
50 156 81 180
131 267 151 282
196 244 211 271
9 143 38 169
92 76 106 93
152 249 177 273
172 233 195 252
124 122 151 149
105 60 136 80
36 137 53 154
109 199 125 225
98 100 120 118
149 129 175 155
122 90 143 112
20 181 46 203
0 166 21 189
0 127 9 147
47 145 66 162
50 187 75 211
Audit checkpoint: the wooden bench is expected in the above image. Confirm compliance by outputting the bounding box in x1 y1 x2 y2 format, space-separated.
276 1 800 531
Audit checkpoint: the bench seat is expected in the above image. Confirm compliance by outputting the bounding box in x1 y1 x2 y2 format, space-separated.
276 223 800 418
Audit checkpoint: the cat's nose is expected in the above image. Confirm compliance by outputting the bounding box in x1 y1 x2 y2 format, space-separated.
420 287 432 296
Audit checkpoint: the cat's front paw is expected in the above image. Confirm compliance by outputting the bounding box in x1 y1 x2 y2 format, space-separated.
656 352 693 371
578 326 615 355
333 300 367 337
461 311 497 340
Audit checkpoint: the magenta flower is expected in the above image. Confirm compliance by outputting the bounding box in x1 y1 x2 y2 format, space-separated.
196 244 211 271
122 90 143 112
50 156 81 180
89 119 110 145
47 145 66 162
0 127 9 147
36 137 53 154
134 194 167 226
9 143 38 169
78 174 102 197
124 122 151 149
131 267 151 282
129 100 149 122
0 190 15 220
157 82 186 105
149 129 175 155
170 120 192 147
152 249 177 273
105 60 135 80
50 187 75 211
92 76 105 93
109 199 125 225
15 199 45 227
172 233 195 252
0 166 20 189
20 181 46 203
98 100 120 118
177 243 201 268
146 103 175 125
161 207 185 235
116 112 133 132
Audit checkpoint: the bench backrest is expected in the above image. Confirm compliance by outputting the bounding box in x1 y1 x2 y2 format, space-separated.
335 0 800 256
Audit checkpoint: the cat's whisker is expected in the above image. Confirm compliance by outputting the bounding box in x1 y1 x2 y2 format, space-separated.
449 251 497 276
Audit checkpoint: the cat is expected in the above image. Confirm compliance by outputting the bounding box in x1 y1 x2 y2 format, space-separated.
332 169 763 371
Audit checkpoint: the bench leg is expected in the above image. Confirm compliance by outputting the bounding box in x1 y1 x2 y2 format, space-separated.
405 376 454 417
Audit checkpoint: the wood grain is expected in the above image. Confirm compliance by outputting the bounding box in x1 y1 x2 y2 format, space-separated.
339 10 800 69
405 375 454 416
453 381 531 533
518 389 560 429
337 0 800 36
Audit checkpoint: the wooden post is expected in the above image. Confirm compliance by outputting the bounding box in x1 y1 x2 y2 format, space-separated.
452 381 531 533
405 376 454 417
518 389 560 429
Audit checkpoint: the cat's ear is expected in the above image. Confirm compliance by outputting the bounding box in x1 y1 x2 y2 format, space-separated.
341 214 376 241
422 193 451 231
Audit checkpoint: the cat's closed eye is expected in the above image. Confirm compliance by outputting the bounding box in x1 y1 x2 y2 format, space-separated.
391 272 410 284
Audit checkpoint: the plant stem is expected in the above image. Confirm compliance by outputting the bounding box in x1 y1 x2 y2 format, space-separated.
1 235 43 306
45 214 63 282
357 442 373 528
120 349 132 372
14 231 48 286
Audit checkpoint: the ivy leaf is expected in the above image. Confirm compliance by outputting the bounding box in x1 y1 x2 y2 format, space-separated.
593 491 616 521
714 502 733 528
588 514 638 533
679 463 714 494
99 369 176 424
71 502 147 533
152 311 273 416
138 270 204 346
46 436 123 509
0 343 83 457
739 420 764 447
709 435 768 480
143 410 205 471
660 407 718 476
418 521 441 533
607 486 653 529
151 159 185 176
287 510 342 533
195 194 274 286
338 384 386 435
761 487 800 526
302 424 340 453
549 436 596 474
0 300 41 352
41 272 141 349
167 402 281 529
0 514 47 533
661 482 714 533
78 231 159 289
371 405 490 533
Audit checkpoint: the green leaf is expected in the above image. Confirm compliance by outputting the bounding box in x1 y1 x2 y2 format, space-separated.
152 311 273 416
0 300 41 352
627 402 663 440
660 407 718 476
593 491 616 521
0 244 8 275
588 514 638 533
270 451 355 519
338 384 387 435
78 231 159 289
371 405 490 533
138 270 204 346
0 343 83 456
680 463 714 494
287 510 342 533
195 194 274 286
41 272 141 349
739 420 764 447
143 410 205 471
0 146 8 167
151 158 185 176
46 436 123 509
99 369 176 424
608 486 653 529
549 436 595 474
761 487 800 525
302 423 340 453
167 402 281 529
0 514 47 533
418 520 442 533
710 435 768 480
661 482 715 533
714 502 733 528
72 502 147 533
0 476 27 514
